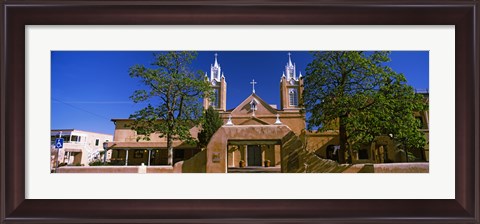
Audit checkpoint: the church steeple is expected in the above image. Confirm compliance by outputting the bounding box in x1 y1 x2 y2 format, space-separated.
204 53 227 111
285 52 297 81
210 53 222 81
280 53 303 111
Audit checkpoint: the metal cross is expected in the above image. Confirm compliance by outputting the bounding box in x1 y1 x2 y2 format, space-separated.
250 79 257 93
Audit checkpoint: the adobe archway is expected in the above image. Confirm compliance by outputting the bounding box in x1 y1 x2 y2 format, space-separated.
204 125 303 173
181 124 349 173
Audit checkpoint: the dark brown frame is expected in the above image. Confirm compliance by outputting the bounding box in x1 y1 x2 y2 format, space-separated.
1 1 478 223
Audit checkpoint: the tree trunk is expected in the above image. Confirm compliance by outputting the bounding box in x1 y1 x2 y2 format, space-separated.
167 134 173 166
338 118 347 164
347 143 353 163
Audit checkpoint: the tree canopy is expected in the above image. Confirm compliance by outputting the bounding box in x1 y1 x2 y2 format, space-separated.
128 51 212 165
198 106 224 148
304 51 428 163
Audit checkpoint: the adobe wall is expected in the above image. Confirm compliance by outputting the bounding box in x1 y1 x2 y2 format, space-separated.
56 165 176 173
219 114 305 136
113 120 199 143
205 125 293 173
281 131 350 173
180 150 207 173
303 131 340 157
203 125 349 173
57 166 140 173
373 163 429 173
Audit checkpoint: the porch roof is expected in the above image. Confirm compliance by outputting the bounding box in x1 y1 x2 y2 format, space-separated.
106 141 196 149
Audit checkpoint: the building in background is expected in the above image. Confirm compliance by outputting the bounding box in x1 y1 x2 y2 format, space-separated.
51 129 113 168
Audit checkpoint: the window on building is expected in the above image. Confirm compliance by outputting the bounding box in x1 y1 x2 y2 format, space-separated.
289 89 298 106
95 139 100 146
210 88 219 108
51 135 69 144
71 135 82 142
250 99 257 111
288 68 295 79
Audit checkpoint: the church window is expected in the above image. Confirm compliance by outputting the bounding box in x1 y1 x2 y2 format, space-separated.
210 88 219 108
288 68 295 79
289 89 298 106
250 99 257 111
212 68 219 79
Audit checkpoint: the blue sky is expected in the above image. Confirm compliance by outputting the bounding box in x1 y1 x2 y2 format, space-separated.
51 51 429 135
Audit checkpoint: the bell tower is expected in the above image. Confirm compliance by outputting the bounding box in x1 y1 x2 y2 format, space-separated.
280 53 303 111
204 53 227 111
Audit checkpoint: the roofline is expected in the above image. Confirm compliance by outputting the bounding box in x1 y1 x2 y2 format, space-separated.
51 129 113 136
230 92 279 114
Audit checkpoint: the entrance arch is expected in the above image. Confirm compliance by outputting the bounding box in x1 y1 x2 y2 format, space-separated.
204 125 304 173
180 125 350 173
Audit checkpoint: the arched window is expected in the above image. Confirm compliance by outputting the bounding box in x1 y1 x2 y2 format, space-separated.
289 88 298 106
250 99 257 111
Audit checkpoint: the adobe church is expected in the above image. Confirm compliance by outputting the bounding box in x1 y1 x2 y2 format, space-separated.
107 53 429 173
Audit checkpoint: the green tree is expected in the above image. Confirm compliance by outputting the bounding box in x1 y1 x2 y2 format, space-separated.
304 51 427 163
198 106 224 148
128 52 212 165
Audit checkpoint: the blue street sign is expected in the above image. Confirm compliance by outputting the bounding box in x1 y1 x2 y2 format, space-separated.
55 138 64 149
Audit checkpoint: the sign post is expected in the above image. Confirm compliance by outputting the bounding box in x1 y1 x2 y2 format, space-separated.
54 131 64 171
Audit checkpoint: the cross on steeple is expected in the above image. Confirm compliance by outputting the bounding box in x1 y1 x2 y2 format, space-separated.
250 79 257 93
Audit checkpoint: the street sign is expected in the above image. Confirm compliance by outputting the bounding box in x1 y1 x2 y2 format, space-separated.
55 138 64 149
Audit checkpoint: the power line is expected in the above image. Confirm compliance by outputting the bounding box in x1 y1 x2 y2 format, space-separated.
51 97 111 120
52 101 135 104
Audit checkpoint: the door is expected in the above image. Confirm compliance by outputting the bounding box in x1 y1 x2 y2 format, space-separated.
247 145 262 166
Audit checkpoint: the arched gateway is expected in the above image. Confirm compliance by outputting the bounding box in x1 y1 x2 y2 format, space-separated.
206 125 298 173
181 125 299 173
181 124 349 173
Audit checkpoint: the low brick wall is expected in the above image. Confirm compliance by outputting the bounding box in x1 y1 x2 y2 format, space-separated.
56 165 175 173
342 164 365 173
57 166 139 173
373 163 429 173
146 166 174 173
342 163 429 173
55 162 428 173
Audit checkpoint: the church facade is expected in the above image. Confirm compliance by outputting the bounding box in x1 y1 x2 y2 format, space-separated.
203 53 306 169
106 53 429 172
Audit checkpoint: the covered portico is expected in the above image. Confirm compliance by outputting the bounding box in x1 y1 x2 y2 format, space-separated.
227 140 281 168
106 141 198 166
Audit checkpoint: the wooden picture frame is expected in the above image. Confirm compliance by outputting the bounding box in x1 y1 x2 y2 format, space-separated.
1 1 478 223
